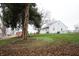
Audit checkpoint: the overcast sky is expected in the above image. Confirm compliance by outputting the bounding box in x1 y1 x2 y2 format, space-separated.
0 0 79 30
35 0 79 30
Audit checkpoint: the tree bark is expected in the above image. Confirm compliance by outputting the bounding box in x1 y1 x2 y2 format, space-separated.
37 28 40 34
2 22 6 37
22 4 29 40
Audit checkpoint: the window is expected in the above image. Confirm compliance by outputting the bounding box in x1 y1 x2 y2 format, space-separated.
75 27 79 29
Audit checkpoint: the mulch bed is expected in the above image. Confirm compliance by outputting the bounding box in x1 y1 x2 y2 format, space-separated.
0 43 79 56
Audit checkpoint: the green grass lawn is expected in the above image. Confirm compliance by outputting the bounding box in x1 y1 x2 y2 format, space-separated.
0 33 79 46
32 33 79 44
0 37 20 46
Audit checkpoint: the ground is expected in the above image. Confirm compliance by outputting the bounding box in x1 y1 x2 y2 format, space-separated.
0 33 79 56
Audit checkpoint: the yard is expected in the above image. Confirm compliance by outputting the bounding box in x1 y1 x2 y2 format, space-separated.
32 33 79 44
0 33 79 56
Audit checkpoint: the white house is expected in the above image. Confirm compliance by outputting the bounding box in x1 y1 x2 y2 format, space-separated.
74 23 79 32
40 20 68 34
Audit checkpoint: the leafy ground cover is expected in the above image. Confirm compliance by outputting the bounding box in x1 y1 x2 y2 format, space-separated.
0 33 79 56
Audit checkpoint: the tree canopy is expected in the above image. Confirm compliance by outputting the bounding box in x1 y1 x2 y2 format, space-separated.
0 3 42 30
0 3 42 39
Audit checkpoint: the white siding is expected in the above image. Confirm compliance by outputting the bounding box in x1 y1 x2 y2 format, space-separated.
74 25 79 32
49 21 67 33
40 20 68 34
40 28 48 34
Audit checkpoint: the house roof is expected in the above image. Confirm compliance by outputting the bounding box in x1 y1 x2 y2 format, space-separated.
41 20 57 28
41 20 68 29
41 24 48 28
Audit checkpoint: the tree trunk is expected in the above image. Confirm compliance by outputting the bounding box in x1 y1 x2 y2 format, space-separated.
2 22 6 37
22 4 29 40
37 28 40 34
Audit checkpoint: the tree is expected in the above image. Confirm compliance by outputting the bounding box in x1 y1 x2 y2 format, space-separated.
22 4 29 40
37 9 51 34
40 9 51 26
0 3 42 40
0 4 6 37
29 5 42 34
